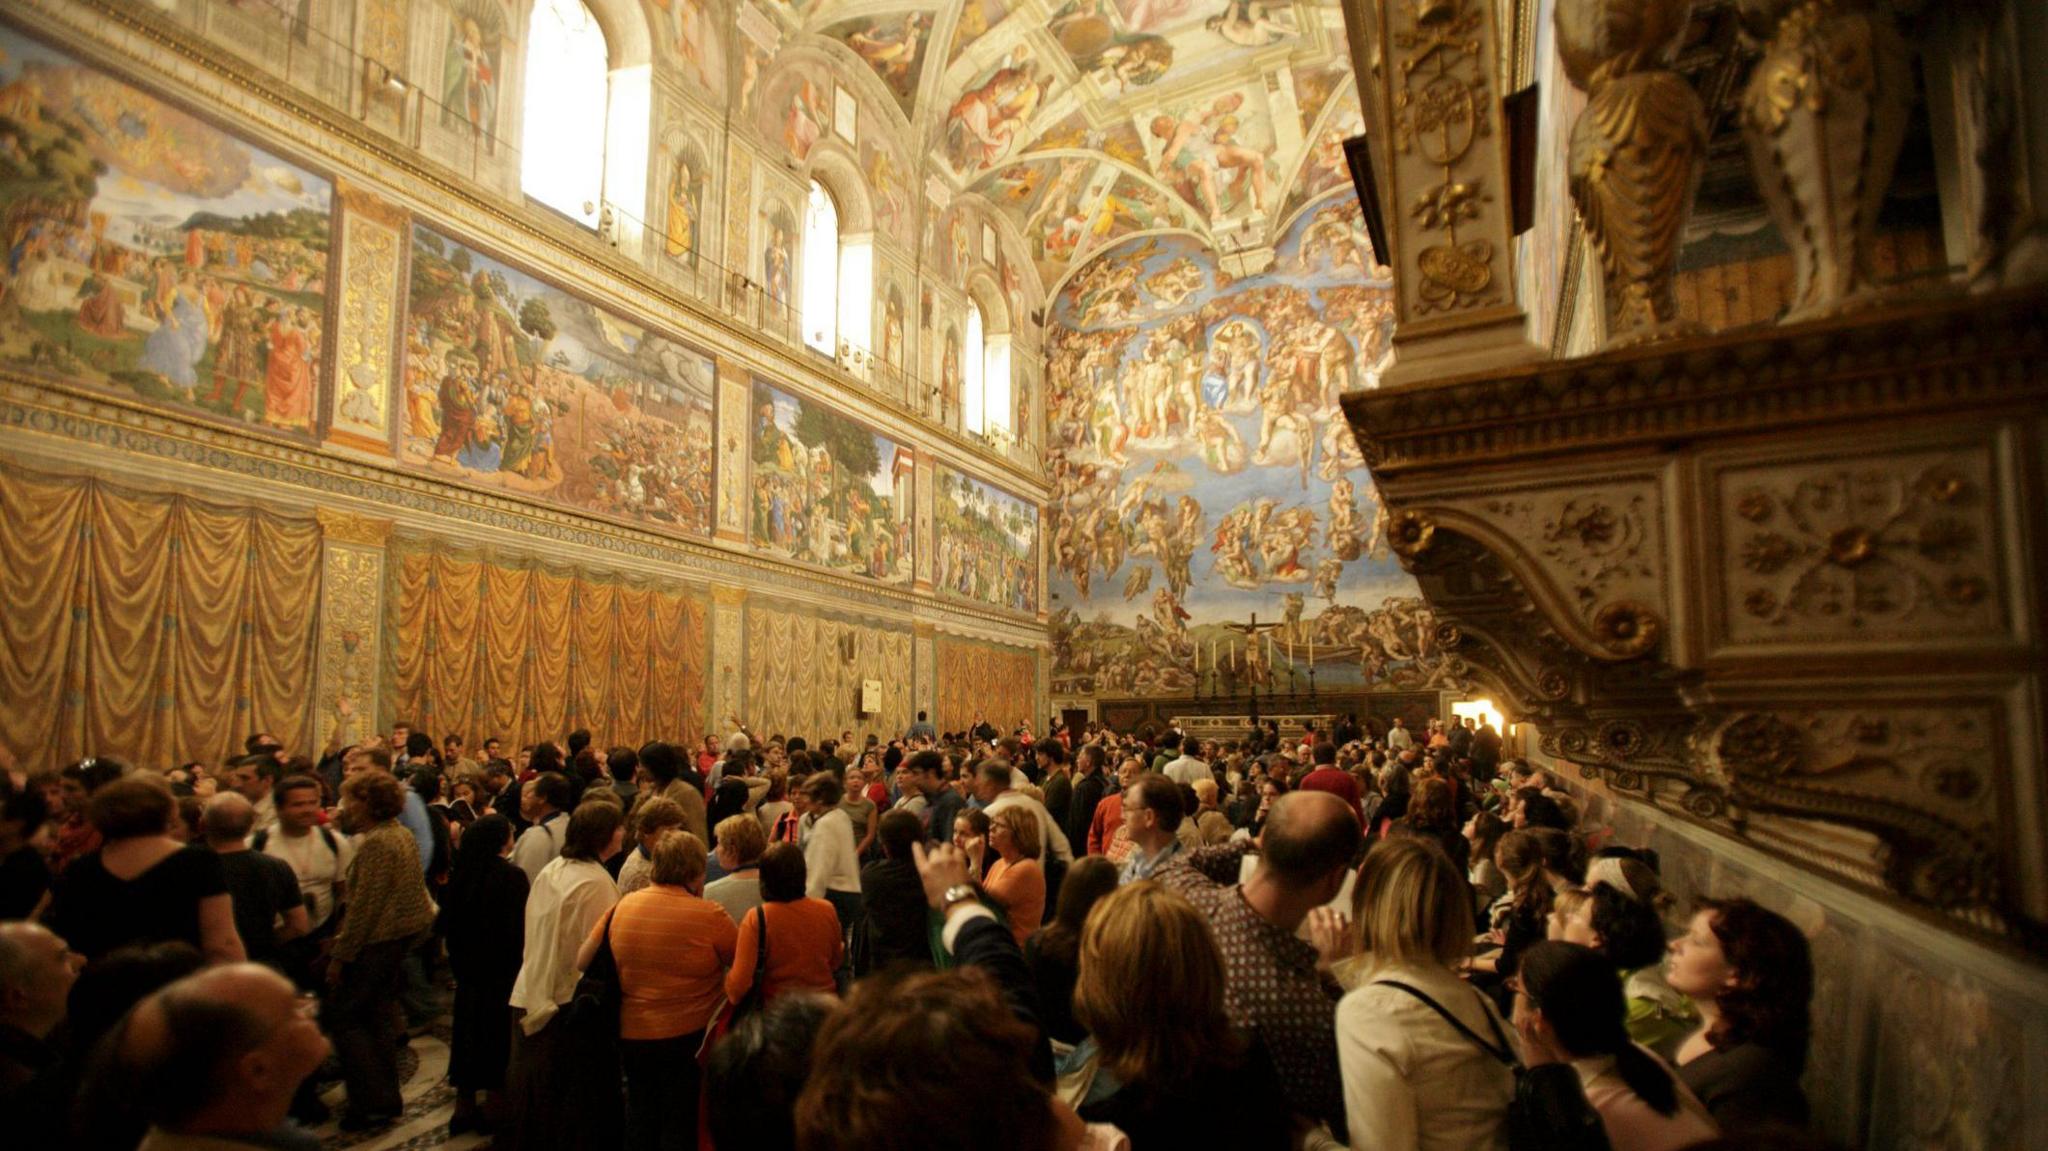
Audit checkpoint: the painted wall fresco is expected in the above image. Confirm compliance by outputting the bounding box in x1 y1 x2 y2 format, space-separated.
824 12 932 115
399 223 716 533
1047 199 1434 698
936 465 1040 614
440 0 511 141
743 598 912 742
749 378 914 583
650 0 726 94
935 634 1036 737
0 26 331 436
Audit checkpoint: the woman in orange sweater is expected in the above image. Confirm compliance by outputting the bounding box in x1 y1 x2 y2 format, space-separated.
984 805 1045 946
726 842 843 1004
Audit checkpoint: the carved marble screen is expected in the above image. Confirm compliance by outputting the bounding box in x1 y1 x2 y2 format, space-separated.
742 599 913 742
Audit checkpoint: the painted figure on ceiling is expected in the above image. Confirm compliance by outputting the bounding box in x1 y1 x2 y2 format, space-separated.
946 48 1050 172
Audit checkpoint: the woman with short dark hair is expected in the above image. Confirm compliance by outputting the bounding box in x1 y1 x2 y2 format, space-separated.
505 801 625 1150
46 774 243 966
726 843 841 1004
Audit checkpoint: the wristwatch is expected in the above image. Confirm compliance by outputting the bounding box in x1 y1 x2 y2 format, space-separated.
941 883 978 909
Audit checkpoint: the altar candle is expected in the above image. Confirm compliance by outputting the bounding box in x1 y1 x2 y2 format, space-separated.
1308 640 1314 670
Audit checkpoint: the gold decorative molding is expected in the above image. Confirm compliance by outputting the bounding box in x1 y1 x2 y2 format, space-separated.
1346 288 2048 951
315 507 395 547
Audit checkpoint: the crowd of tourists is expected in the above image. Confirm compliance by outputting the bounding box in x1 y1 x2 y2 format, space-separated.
0 709 1821 1151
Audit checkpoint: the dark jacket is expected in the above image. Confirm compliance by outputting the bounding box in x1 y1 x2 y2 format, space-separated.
1065 771 1108 855
952 913 1054 1084
857 856 933 974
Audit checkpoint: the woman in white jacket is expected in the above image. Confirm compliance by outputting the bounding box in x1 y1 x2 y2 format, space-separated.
1336 837 1516 1151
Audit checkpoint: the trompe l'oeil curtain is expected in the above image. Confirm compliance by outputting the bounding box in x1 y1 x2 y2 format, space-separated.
385 540 707 753
0 463 320 772
936 638 1036 739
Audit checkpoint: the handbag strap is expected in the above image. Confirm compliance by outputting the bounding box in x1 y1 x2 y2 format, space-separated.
746 902 770 997
1375 979 1521 1069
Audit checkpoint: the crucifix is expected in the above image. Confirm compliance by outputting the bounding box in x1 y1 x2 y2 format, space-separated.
1219 612 1285 722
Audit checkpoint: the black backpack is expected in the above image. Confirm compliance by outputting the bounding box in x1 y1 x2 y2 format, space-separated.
1374 980 1612 1151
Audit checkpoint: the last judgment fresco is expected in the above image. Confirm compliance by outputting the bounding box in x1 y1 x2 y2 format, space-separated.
1048 197 1453 698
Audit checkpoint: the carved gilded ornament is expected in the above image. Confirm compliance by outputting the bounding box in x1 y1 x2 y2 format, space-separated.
1717 453 2003 645
1738 0 1913 321
314 543 384 745
1385 508 1438 557
1554 0 1707 345
1377 0 1513 317
315 507 396 546
330 203 405 443
1711 705 2004 913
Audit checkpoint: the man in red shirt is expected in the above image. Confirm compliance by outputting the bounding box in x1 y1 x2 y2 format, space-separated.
1295 741 1363 828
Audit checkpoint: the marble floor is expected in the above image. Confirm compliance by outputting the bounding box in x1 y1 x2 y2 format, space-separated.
310 1021 489 1151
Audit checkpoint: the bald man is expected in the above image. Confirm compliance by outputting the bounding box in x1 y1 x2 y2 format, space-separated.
1154 789 1362 1138
204 794 307 969
117 963 331 1149
0 920 85 1145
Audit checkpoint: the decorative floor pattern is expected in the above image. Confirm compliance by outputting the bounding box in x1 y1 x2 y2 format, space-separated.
314 1021 489 1151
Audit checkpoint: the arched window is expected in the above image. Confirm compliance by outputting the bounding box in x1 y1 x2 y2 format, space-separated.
802 181 840 355
963 302 985 434
962 296 1012 441
521 0 651 248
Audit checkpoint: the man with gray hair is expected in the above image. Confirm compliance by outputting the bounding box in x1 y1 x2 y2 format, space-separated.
110 962 332 1150
204 793 307 970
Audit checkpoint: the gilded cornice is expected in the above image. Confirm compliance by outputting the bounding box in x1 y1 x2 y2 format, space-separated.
315 508 395 547
0 375 1045 640
1344 289 2048 475
7 0 1049 502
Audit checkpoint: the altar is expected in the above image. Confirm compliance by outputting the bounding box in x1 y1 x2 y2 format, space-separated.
1173 713 1336 744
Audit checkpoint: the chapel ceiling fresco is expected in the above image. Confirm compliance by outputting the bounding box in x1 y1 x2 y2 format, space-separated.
744 0 1363 297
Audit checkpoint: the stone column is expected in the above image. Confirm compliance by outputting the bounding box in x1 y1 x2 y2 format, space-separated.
714 361 751 547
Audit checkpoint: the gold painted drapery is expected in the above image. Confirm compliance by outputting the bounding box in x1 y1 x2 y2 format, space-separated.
935 636 1037 739
384 539 708 752
0 463 321 772
741 601 912 743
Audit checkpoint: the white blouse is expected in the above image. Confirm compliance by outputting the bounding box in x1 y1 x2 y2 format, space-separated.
508 857 618 1035
803 806 863 896
1337 960 1516 1151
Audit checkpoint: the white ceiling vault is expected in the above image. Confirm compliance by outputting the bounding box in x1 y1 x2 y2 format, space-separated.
742 0 1363 297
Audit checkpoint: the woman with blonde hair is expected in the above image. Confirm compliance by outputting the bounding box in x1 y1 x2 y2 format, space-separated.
1073 881 1288 1149
1337 837 1516 1151
984 804 1045 945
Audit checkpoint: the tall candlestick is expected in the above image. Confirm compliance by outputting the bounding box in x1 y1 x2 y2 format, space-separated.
1308 639 1314 669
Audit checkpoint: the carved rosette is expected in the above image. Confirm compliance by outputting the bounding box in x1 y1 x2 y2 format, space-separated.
1555 0 1708 345
1738 0 1914 321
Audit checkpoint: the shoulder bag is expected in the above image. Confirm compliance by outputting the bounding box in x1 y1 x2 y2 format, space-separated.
1374 980 1611 1151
